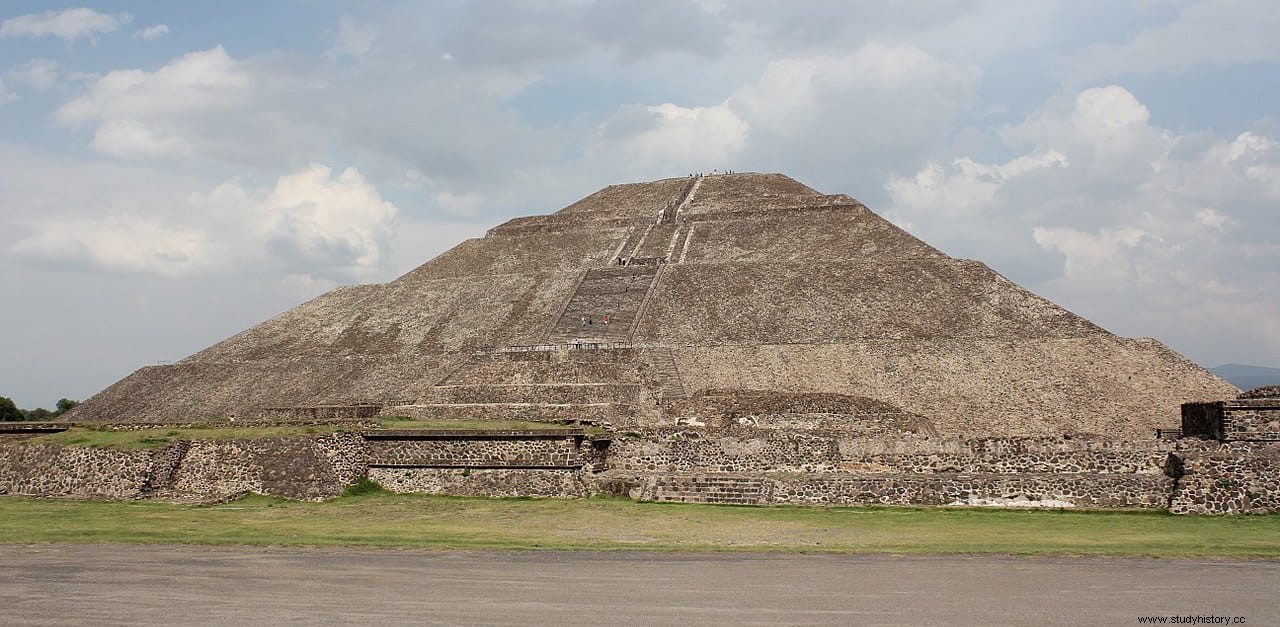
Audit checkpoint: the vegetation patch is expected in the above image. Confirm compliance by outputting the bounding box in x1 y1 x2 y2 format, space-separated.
341 477 389 497
20 425 353 449
1 494 1279 557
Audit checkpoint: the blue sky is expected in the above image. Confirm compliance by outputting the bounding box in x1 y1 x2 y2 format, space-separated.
1 1 1278 408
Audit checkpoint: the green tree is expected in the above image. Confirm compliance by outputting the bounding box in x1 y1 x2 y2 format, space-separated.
0 396 22 422
23 407 53 422
54 398 78 416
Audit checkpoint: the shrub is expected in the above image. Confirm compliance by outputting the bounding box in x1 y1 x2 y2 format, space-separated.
341 477 388 497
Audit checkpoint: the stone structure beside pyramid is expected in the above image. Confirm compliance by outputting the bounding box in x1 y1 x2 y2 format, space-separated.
8 173 1275 514
71 173 1232 437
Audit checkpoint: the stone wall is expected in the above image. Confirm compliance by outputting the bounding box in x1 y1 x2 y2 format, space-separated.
380 402 633 425
366 435 584 468
1169 443 1280 514
607 429 1166 476
370 467 588 498
1224 401 1280 441
0 433 367 501
0 444 157 499
662 390 935 436
1182 400 1280 441
418 383 639 405
3 425 1275 514
613 471 1172 509
451 348 641 386
764 473 1172 509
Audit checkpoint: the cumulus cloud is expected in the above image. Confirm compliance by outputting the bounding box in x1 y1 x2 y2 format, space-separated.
135 24 169 40
7 161 397 282
50 46 319 166
7 58 58 90
590 102 748 176
887 85 1280 361
576 42 980 198
259 165 398 275
0 78 15 105
0 7 131 41
56 46 251 129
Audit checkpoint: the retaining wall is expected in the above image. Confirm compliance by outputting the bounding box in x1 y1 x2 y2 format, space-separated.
1182 400 1280 441
3 428 1277 514
365 435 585 468
620 472 1173 509
0 433 366 501
370 467 588 497
608 430 1167 475
1169 443 1280 514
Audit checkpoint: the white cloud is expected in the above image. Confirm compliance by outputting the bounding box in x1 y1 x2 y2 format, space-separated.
572 42 979 190
7 58 58 90
91 118 191 157
1065 0 1280 81
56 46 250 128
135 24 170 40
54 46 260 161
10 217 213 277
1031 226 1149 285
590 102 748 176
0 7 132 41
887 85 1280 361
6 160 397 282
260 165 398 276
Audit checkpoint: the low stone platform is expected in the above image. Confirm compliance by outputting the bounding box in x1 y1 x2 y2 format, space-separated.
606 471 1174 509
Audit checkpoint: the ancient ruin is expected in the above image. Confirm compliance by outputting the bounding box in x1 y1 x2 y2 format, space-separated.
3 173 1275 513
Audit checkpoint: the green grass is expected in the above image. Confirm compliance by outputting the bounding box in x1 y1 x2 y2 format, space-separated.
19 419 590 450
21 425 353 449
2 493 1279 557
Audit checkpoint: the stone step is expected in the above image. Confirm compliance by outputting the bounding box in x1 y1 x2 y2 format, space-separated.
548 266 660 344
645 347 687 399
381 402 630 423
633 223 678 259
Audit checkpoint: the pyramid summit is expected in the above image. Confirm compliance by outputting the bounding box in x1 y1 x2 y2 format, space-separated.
71 172 1232 437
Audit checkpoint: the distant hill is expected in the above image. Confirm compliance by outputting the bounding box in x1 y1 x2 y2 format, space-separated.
1211 364 1280 391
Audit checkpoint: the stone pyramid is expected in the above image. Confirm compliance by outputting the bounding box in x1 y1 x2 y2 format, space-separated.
70 173 1235 437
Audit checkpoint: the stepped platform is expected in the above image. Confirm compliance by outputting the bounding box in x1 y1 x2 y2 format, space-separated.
67 172 1235 441
381 402 628 424
418 383 640 406
0 423 69 435
611 471 1173 509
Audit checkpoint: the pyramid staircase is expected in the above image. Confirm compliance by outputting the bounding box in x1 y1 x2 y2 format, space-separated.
644 347 687 400
547 266 660 343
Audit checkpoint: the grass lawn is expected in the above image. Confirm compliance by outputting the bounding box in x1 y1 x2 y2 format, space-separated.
19 425 355 449
2 492 1278 557
17 418 581 449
